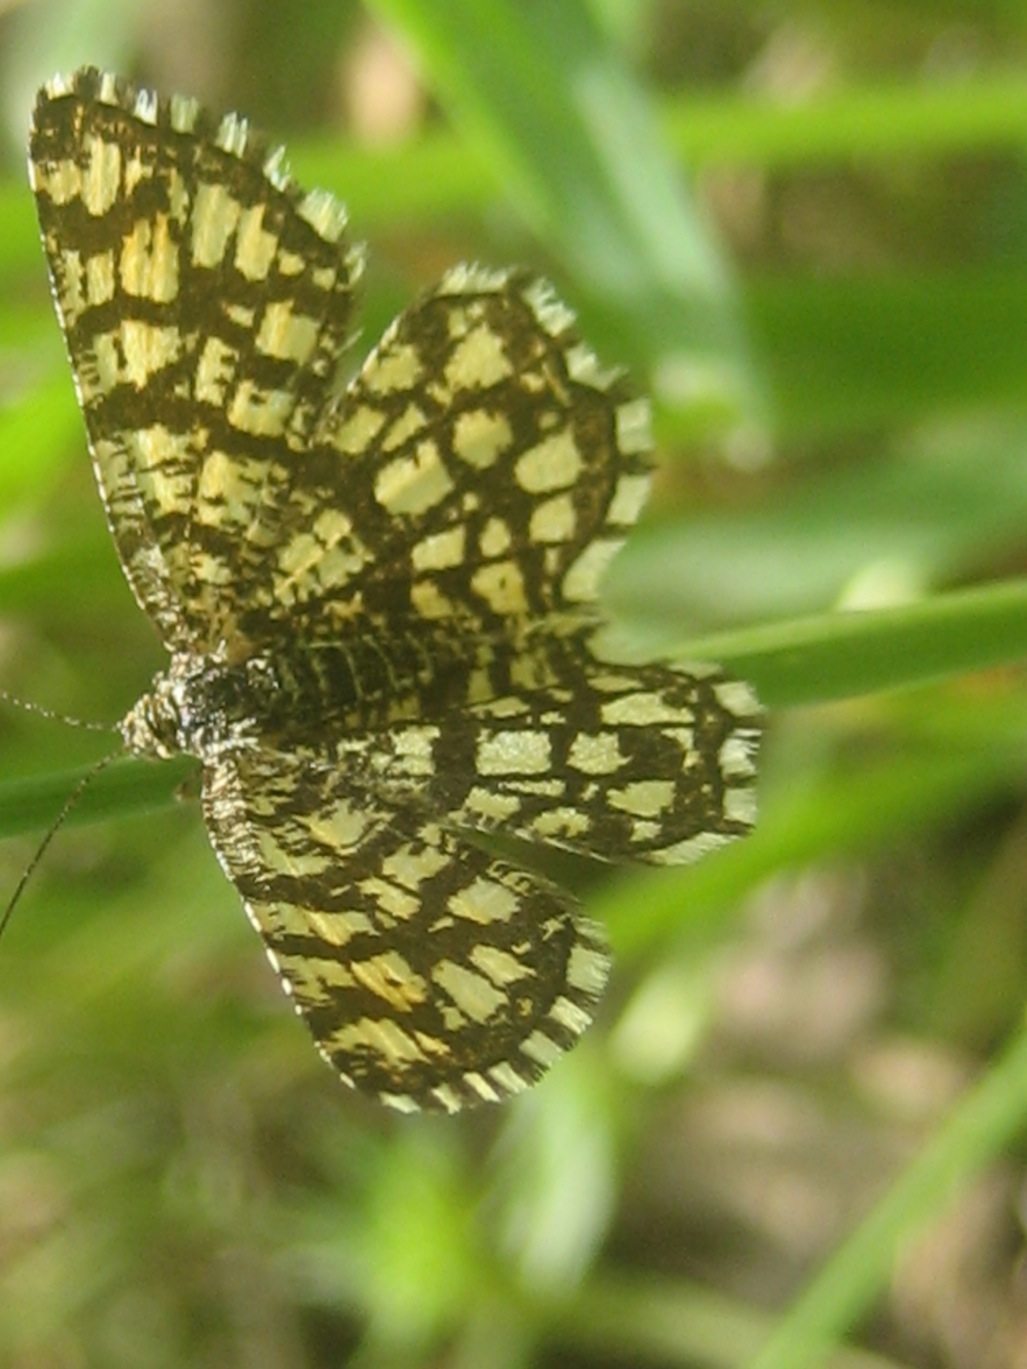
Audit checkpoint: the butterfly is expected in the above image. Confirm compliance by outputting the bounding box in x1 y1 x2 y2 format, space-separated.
27 67 760 1112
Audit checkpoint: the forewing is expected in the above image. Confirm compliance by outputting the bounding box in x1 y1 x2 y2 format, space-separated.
29 67 362 652
202 749 609 1112
234 266 654 643
337 631 761 864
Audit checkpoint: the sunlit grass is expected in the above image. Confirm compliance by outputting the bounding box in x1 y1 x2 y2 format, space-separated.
1 3 1026 1367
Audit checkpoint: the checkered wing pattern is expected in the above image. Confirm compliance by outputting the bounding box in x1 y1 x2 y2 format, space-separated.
29 67 761 1112
29 66 363 653
281 265 654 641
331 629 759 866
203 749 609 1113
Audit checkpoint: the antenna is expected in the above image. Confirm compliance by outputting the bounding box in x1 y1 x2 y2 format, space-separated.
0 749 121 946
0 687 113 733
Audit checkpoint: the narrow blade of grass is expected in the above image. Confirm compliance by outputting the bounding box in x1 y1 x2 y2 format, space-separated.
679 577 1027 708
750 1019 1027 1369
367 0 755 418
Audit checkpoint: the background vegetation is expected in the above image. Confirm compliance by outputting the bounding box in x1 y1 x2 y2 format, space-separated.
1 2 1026 1366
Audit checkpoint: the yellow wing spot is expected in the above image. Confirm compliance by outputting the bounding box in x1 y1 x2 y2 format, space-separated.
351 952 429 1010
196 450 261 523
432 959 507 1022
444 323 513 390
256 301 320 363
191 181 241 268
470 560 528 615
714 679 761 718
276 948 352 996
328 1017 426 1066
587 671 650 693
31 155 80 206
515 428 583 493
365 342 424 394
567 732 627 774
358 876 421 922
86 250 115 306
276 247 304 275
188 550 234 587
412 526 466 572
385 726 442 775
234 204 277 281
375 442 455 515
474 695 533 719
561 537 622 603
330 404 386 456
255 826 330 877
531 807 593 842
608 779 676 818
382 402 428 452
228 380 294 436
452 409 513 469
306 908 376 947
380 839 451 890
409 579 457 621
476 729 552 776
310 262 337 289
470 944 532 986
478 517 512 558
123 425 193 512
121 148 151 196
601 693 691 727
461 786 522 823
504 777 563 798
615 397 654 455
660 726 697 756
448 876 519 925
275 512 369 602
82 134 121 215
303 797 375 853
120 213 179 302
607 471 651 526
116 320 181 388
529 493 577 544
195 335 238 405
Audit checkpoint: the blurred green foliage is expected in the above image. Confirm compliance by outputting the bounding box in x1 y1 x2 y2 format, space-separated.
1 2 1026 1368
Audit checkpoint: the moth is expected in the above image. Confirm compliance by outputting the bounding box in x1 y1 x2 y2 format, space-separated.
27 67 760 1112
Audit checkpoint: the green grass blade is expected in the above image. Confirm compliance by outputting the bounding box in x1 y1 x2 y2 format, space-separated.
679 578 1027 708
0 755 194 838
367 0 755 417
665 74 1027 170
749 1019 1027 1369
